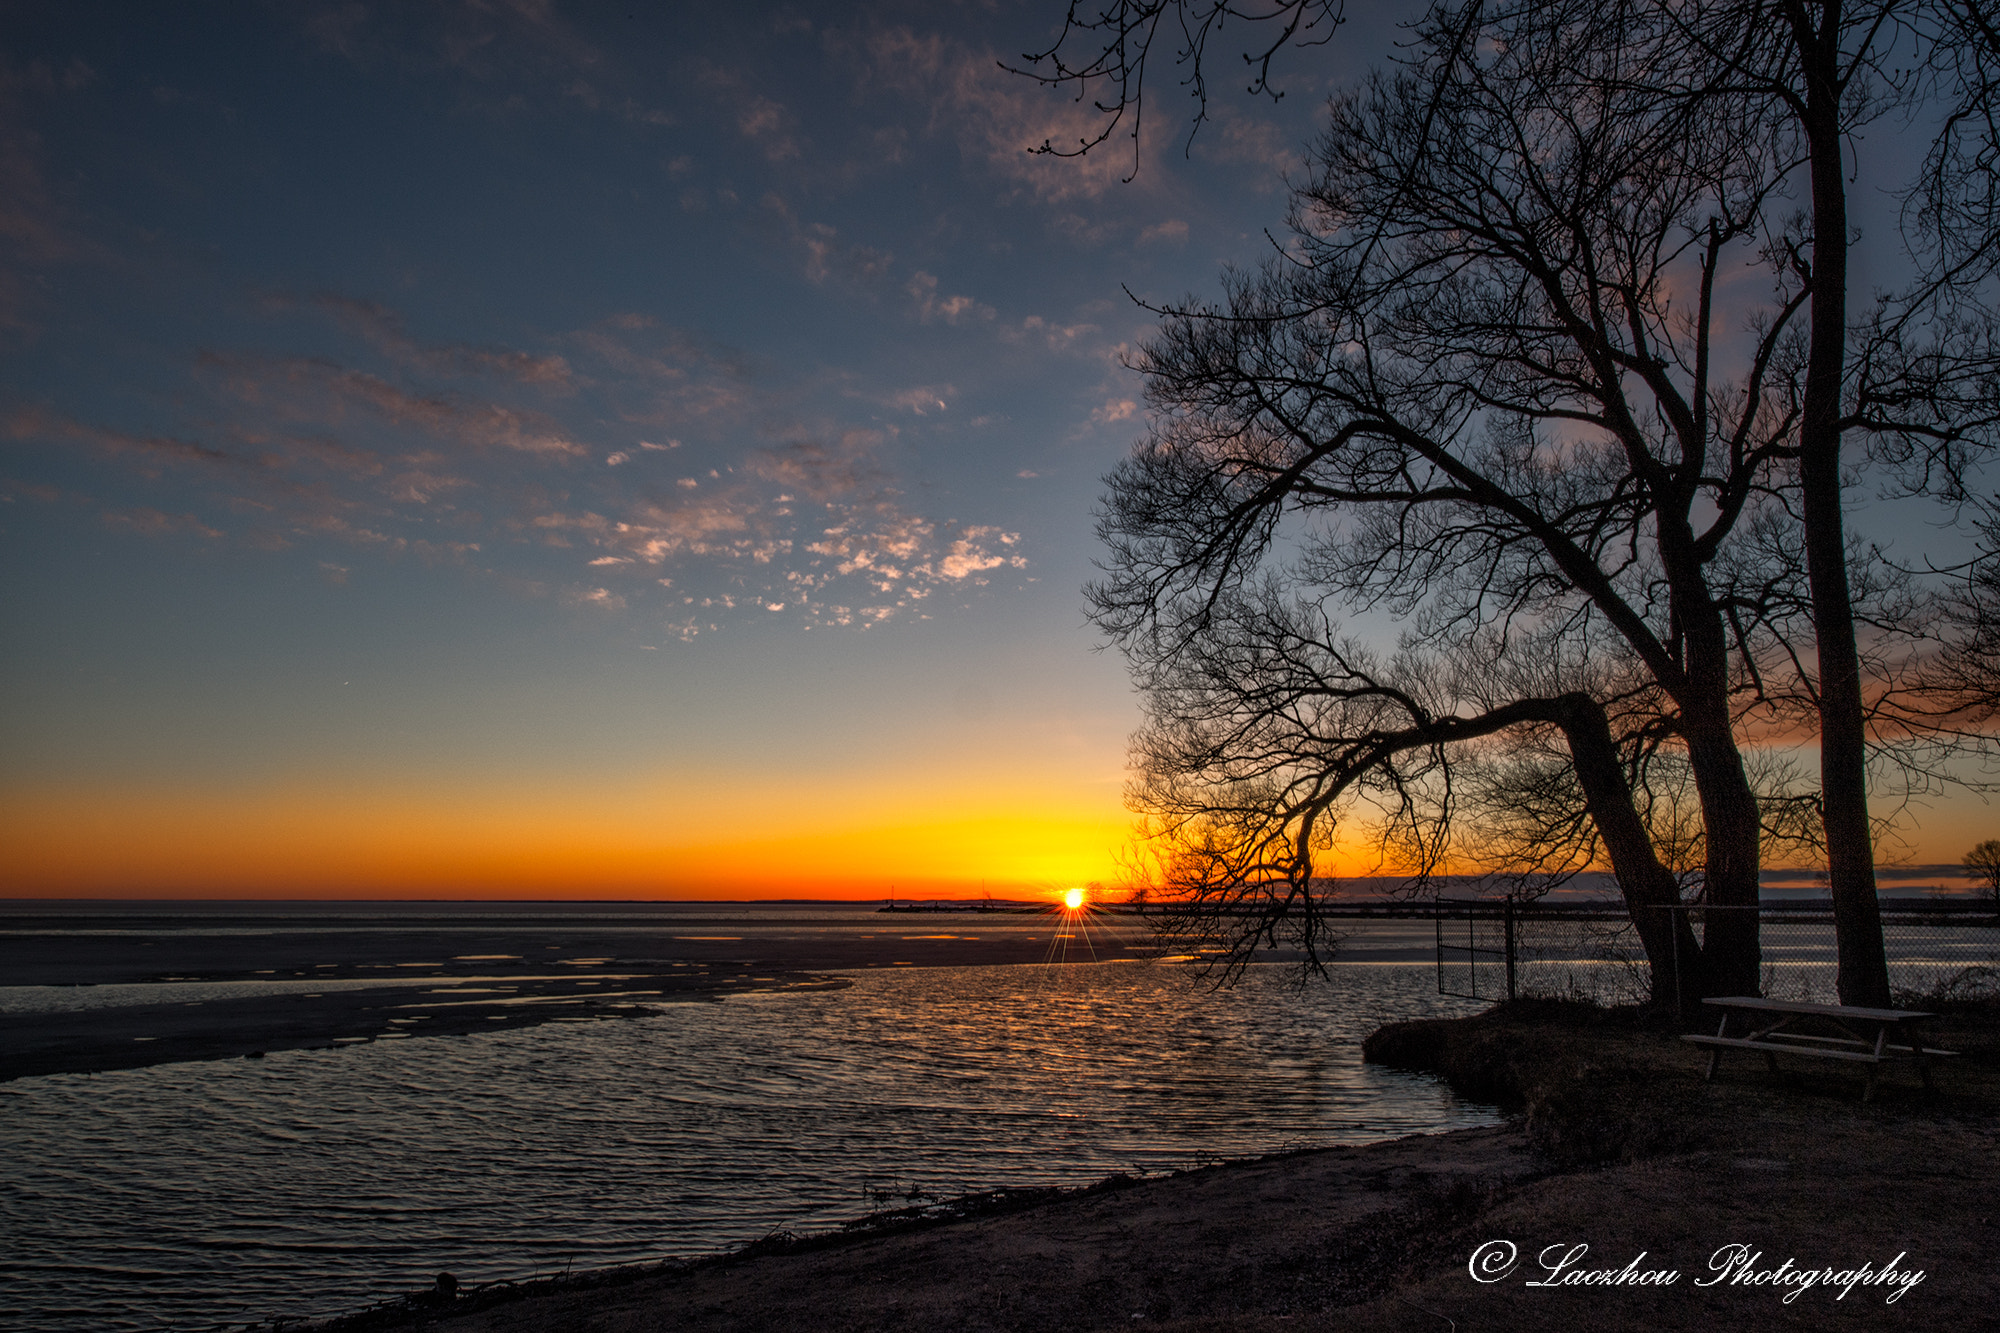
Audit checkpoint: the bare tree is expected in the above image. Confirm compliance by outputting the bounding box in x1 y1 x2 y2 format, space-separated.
1092 1 1836 998
1035 0 2000 1005
1004 1 1344 174
1092 0 2000 1003
1634 0 2000 1007
1116 584 1722 999
1964 839 2000 908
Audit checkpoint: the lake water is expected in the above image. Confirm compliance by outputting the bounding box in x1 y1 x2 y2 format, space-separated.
0 905 1497 1332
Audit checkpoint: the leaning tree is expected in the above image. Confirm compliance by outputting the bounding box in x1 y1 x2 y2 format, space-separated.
1087 0 1999 1003
1030 0 2000 1004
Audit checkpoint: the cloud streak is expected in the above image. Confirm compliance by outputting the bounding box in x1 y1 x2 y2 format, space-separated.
271 292 577 390
6 405 242 471
0 56 109 336
10 294 1029 636
200 353 587 458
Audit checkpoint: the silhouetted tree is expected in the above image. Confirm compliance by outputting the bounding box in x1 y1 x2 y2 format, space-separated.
1117 585 1747 1000
1089 0 1999 1002
1095 2 1801 998
1037 0 2000 1005
1964 839 2000 908
1005 1 1344 173
1642 0 2000 1005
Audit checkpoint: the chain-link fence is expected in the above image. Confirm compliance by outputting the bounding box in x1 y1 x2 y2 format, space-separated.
1742 902 2000 1006
1435 899 2000 1008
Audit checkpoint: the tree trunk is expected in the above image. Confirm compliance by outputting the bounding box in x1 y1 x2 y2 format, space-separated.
1789 0 1891 1006
1681 717 1764 997
1657 511 1764 998
1557 694 1707 1020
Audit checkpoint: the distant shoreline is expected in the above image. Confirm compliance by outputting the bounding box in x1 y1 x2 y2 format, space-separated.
0 901 1150 1081
2 862 1987 907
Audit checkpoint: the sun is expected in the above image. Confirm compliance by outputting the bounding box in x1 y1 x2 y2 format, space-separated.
1063 887 1085 911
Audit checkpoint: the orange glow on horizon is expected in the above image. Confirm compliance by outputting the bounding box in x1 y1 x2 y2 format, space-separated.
7 768 1994 902
0 777 1139 900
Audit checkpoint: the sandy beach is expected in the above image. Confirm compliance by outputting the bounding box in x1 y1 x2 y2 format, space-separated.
298 1000 2000 1333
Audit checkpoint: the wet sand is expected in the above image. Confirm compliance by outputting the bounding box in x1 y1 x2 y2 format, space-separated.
415 1127 1544 1333
0 968 856 1081
0 903 1142 1081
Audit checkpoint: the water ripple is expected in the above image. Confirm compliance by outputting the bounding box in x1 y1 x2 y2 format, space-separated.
0 962 1494 1331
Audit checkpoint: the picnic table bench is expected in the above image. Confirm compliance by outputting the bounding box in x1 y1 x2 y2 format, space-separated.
1683 996 1957 1102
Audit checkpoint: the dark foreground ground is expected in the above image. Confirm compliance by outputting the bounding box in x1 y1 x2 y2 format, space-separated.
299 1000 2000 1333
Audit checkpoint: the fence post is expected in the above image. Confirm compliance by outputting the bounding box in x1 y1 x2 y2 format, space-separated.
1670 905 1681 1020
1503 898 1517 1001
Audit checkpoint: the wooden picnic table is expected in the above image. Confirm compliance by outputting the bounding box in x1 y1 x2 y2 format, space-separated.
1682 996 1957 1102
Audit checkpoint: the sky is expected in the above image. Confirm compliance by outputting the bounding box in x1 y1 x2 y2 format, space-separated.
0 1 1990 900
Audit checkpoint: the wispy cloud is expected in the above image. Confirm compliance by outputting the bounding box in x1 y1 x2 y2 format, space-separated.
751 429 888 502
294 0 677 130
567 585 627 610
270 292 577 390
851 25 1172 206
761 194 894 288
522 422 1029 635
879 385 955 416
795 514 1027 628
0 56 107 336
698 65 804 162
1191 102 1306 181
99 506 225 539
906 271 994 326
200 354 587 458
13 290 1029 636
6 405 241 472
735 94 800 161
1001 314 1099 353
567 317 754 430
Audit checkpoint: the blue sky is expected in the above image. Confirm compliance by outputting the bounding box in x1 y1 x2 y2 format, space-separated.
0 0 1987 897
0 0 1385 895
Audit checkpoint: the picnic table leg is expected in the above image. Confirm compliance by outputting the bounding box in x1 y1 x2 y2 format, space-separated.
1861 1025 1889 1103
1751 1019 1786 1076
1913 1024 1938 1094
1703 1010 1728 1082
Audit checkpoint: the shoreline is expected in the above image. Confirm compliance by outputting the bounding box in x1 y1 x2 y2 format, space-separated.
0 969 854 1082
299 1122 1544 1333
0 904 1151 1081
291 1000 2000 1333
